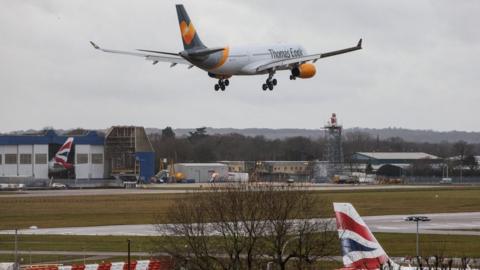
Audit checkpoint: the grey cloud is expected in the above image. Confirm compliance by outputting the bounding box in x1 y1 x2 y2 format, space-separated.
0 0 479 132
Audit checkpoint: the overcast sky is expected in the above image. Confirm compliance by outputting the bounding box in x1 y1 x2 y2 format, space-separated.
1 0 479 133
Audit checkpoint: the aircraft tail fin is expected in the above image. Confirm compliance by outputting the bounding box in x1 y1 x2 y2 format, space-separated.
53 137 74 168
333 203 398 270
176 4 206 50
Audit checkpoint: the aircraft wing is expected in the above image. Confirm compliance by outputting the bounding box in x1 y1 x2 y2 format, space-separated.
255 39 362 72
90 41 190 66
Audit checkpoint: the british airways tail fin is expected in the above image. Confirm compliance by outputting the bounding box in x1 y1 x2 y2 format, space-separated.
333 203 398 270
53 137 74 168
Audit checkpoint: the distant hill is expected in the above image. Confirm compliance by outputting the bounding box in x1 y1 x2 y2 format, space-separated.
4 127 480 144
145 127 480 144
348 127 480 144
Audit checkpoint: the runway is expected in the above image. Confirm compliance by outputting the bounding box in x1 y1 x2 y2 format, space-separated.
363 211 480 235
0 184 451 198
1 212 479 236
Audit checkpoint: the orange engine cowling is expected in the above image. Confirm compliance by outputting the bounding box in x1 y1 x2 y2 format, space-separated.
291 63 316 79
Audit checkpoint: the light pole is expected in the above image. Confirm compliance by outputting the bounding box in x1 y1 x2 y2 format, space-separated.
14 229 18 270
404 216 431 258
127 239 131 270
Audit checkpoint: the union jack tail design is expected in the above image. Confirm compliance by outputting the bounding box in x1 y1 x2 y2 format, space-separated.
53 137 74 169
334 203 398 270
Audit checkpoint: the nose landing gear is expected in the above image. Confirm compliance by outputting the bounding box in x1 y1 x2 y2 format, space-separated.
214 79 230 91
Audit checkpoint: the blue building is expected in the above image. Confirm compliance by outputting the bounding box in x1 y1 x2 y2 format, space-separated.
0 130 105 179
104 126 155 183
0 126 156 183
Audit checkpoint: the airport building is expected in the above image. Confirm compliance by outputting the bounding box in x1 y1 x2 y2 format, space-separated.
255 161 314 182
351 152 442 176
173 163 229 183
352 152 440 165
104 126 155 183
0 126 156 183
0 130 104 180
220 161 256 174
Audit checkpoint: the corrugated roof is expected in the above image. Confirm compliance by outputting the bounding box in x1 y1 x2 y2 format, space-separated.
176 163 228 167
356 152 439 160
262 161 310 164
0 130 104 145
374 163 412 170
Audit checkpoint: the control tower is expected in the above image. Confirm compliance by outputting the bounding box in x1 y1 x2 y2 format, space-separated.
324 113 344 177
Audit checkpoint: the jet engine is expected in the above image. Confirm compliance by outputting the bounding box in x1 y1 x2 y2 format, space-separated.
291 63 316 79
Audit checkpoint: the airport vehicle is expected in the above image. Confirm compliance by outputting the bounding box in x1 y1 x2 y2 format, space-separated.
90 5 362 91
0 183 25 191
440 177 452 184
332 174 359 184
150 170 186 183
226 172 249 182
48 137 74 173
51 182 67 189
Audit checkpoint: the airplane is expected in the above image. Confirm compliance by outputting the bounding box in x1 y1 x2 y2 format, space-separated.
48 137 74 173
90 4 362 92
334 203 479 270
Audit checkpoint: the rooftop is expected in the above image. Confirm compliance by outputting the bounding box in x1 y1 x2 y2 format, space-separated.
0 130 104 145
176 163 228 167
355 152 440 160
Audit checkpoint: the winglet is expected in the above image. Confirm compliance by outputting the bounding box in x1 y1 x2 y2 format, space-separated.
357 38 363 49
90 41 100 50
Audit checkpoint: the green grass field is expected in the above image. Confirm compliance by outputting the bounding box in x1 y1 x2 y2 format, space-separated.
1 187 479 229
1 187 479 265
0 235 158 253
319 187 480 216
0 233 479 260
0 255 80 265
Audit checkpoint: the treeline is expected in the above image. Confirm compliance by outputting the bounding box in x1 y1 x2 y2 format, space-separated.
149 127 480 163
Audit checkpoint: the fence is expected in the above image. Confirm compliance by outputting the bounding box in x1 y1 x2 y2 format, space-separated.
21 259 173 270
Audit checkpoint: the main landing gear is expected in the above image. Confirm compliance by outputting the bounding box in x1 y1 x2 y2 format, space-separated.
214 79 229 91
262 71 277 91
262 78 277 91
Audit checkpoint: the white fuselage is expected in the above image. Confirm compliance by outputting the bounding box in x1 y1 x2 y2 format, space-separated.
205 44 307 76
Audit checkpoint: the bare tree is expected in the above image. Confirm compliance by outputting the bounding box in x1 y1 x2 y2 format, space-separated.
155 183 336 270
460 256 471 270
261 186 336 270
157 192 223 270
202 184 269 270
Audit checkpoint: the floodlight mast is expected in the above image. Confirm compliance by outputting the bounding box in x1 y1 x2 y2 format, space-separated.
405 216 431 257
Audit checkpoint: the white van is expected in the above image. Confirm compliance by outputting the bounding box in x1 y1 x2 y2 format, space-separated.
440 177 452 184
